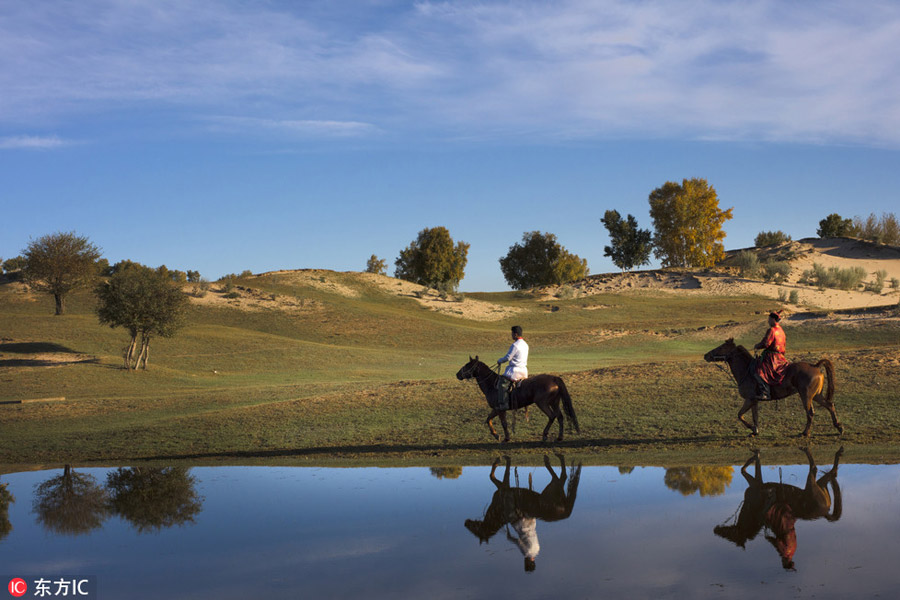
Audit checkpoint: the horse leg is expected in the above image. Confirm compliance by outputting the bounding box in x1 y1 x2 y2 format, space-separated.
485 409 500 440
538 402 557 442
813 391 844 435
800 391 814 437
497 411 511 443
738 399 759 436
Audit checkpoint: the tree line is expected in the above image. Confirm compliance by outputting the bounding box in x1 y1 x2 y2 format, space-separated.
368 177 735 290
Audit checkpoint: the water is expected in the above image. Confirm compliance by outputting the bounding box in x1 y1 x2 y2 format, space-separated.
1 450 898 599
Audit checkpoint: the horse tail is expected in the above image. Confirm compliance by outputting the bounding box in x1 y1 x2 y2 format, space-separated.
556 377 580 434
814 359 835 404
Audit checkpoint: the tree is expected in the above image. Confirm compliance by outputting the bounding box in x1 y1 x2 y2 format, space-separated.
95 262 190 370
499 231 589 290
394 227 469 290
601 210 653 272
817 213 853 238
22 231 102 315
754 230 791 247
32 466 109 536
648 178 733 269
366 254 387 276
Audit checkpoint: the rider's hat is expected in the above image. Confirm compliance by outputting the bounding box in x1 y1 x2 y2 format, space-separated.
769 310 783 321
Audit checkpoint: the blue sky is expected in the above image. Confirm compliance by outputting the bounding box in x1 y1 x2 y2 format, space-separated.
2 0 899 291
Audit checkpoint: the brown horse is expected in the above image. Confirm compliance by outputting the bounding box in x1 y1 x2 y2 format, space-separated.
704 339 843 437
456 356 580 442
714 447 843 570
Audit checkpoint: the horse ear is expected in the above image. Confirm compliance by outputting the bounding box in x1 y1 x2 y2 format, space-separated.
474 355 479 361
726 338 734 344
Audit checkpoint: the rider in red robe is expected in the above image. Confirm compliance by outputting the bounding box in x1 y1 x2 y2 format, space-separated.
753 311 788 400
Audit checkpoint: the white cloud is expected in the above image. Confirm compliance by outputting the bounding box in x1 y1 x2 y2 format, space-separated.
1 0 899 146
0 135 68 150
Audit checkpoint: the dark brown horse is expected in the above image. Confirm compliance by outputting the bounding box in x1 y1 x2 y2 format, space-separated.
456 356 580 442
704 339 843 437
714 447 843 570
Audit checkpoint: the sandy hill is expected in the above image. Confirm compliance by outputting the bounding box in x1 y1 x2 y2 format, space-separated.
185 237 899 320
550 237 900 312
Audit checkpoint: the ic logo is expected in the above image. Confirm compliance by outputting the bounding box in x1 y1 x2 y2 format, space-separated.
8 578 27 597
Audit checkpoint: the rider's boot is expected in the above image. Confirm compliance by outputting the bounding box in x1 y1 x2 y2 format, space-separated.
754 380 771 401
496 380 509 411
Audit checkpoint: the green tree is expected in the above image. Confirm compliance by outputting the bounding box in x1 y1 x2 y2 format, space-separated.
2 256 26 281
499 231 589 290
601 210 653 272
755 230 791 247
648 178 733 269
22 231 102 315
32 466 109 536
0 481 13 542
95 262 190 370
817 213 852 238
394 227 469 290
366 254 387 276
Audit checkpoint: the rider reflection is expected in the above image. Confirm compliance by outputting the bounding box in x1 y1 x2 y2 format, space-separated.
714 447 843 571
464 454 581 572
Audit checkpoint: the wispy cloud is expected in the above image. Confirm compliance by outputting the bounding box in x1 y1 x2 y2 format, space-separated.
0 135 68 150
2 0 899 146
205 116 381 139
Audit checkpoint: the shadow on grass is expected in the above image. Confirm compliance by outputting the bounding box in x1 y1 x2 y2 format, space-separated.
0 357 99 368
0 342 79 354
128 434 729 462
0 341 99 368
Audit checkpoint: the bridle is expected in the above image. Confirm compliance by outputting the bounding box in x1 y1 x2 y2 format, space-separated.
461 360 499 388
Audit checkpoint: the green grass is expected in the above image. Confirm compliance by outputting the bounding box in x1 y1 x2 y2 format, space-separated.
2 273 900 468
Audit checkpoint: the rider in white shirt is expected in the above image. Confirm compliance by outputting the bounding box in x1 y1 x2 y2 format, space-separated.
496 326 529 409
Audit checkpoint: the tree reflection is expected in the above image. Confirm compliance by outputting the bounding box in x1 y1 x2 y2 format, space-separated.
714 447 843 571
665 466 734 497
464 454 582 572
32 466 109 536
0 481 14 541
106 467 203 533
429 467 463 479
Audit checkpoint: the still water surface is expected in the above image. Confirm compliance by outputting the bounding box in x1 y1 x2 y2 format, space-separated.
1 449 898 599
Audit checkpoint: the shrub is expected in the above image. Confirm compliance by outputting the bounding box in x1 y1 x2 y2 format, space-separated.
777 289 787 302
755 230 791 247
801 263 866 291
864 269 888 294
224 291 240 299
762 261 791 283
789 290 799 304
555 285 576 300
734 250 761 278
891 278 900 289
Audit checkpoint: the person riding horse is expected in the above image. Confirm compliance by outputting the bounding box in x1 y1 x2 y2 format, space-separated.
496 325 529 410
753 310 788 401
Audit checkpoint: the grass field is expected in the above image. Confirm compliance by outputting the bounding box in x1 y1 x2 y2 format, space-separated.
2 271 899 469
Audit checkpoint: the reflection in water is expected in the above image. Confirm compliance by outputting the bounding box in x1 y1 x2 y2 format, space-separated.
106 467 203 533
665 466 734 497
714 447 843 570
0 480 13 541
28 466 204 537
429 467 463 479
464 454 581 572
32 465 109 536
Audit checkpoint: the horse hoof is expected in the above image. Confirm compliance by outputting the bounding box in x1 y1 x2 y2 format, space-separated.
748 432 758 438
838 425 844 435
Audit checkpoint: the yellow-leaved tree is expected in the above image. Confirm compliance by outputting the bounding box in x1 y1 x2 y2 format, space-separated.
648 178 733 269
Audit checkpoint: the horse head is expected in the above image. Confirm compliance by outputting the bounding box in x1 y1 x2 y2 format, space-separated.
456 356 480 381
704 338 737 363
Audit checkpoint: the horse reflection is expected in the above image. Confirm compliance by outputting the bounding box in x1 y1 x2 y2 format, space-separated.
714 447 843 570
465 454 581 572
